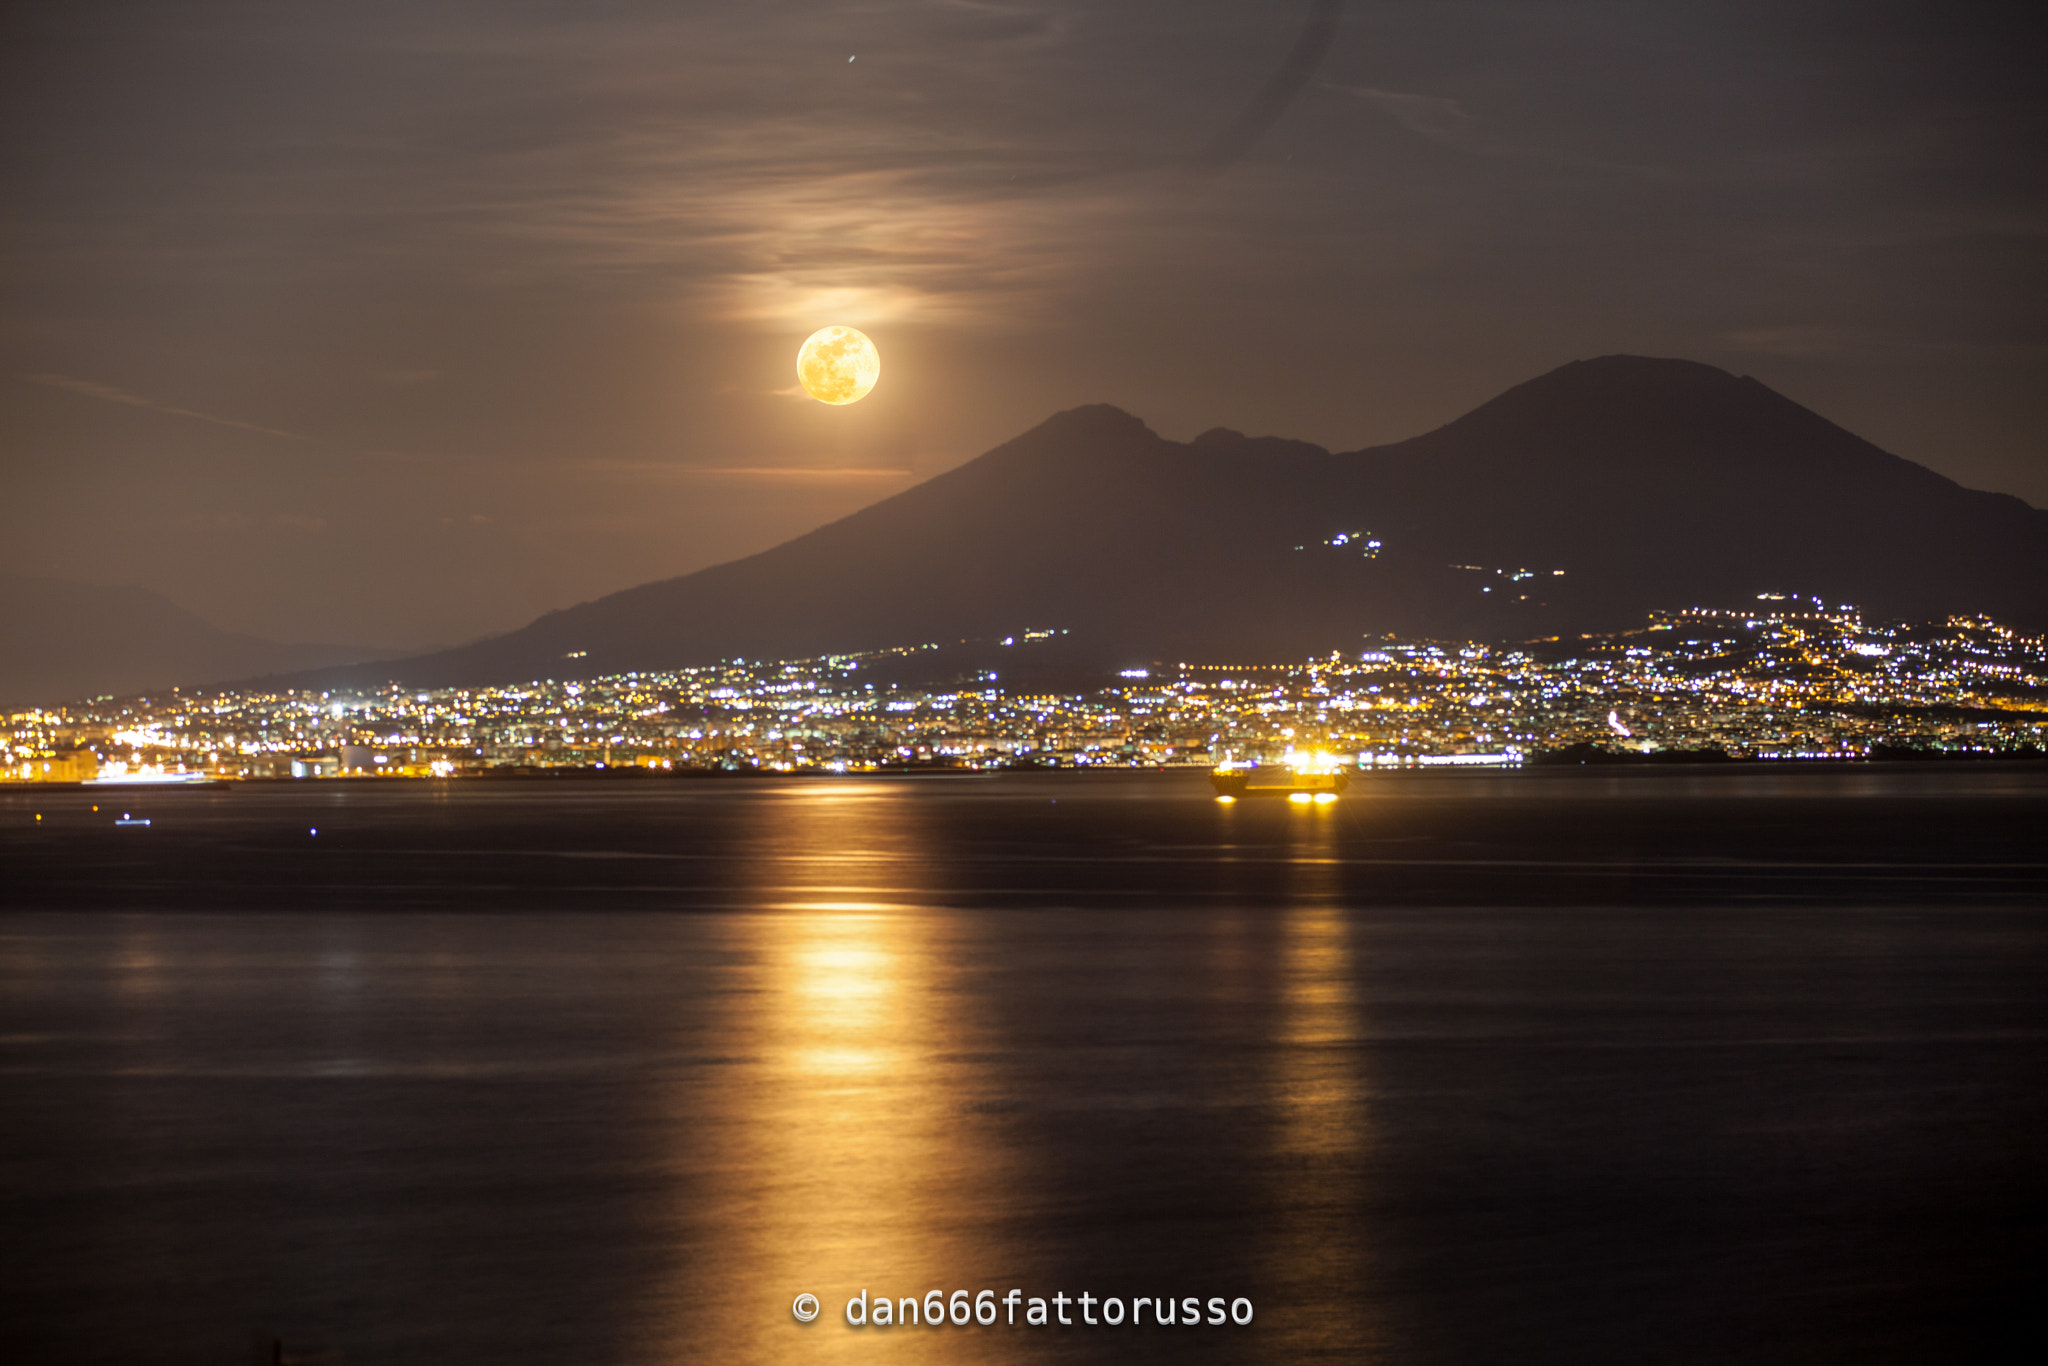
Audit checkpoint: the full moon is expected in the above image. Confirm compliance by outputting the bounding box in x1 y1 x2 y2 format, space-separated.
796 325 880 405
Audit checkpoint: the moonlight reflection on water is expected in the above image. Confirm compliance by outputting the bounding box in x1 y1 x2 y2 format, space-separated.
2 768 2044 1365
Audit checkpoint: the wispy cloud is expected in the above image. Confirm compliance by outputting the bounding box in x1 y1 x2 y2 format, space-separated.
504 126 1140 330
1335 84 1676 180
581 461 914 483
1719 325 1874 360
254 7 1205 332
36 7 1372 338
690 467 913 481
1718 325 2047 362
1339 87 1479 144
189 512 328 532
16 373 311 442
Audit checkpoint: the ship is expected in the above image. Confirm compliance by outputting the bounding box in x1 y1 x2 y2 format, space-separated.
1210 749 1350 803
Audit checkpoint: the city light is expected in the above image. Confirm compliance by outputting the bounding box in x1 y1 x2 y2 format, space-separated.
4 607 2043 783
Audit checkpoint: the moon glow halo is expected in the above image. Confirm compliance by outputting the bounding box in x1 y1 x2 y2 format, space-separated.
797 325 880 405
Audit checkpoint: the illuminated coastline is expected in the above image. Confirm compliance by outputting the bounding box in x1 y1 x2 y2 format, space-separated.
7 603 2046 782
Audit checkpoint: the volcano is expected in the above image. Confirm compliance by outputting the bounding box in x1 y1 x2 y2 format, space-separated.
286 355 2048 691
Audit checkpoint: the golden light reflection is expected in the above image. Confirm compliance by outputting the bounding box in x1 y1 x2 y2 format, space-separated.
655 785 1023 1364
784 934 897 1076
1255 807 1396 1355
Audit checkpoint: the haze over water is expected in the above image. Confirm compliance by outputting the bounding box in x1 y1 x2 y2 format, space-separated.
4 768 2045 1364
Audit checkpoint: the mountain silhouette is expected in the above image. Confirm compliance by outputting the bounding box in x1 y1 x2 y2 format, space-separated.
0 575 402 709
294 355 2047 691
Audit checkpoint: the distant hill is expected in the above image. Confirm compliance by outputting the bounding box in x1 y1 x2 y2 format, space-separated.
290 355 2048 691
0 575 401 708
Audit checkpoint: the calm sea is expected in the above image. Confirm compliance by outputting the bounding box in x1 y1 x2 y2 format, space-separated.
3 767 2045 1364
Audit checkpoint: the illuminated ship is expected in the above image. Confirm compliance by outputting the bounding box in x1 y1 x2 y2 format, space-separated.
1209 749 1349 803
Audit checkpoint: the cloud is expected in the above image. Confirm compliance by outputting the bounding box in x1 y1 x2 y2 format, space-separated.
504 127 1139 330
16 373 312 442
188 512 327 532
1335 84 1675 180
1720 326 1874 360
1339 87 1477 144
686 467 913 481
1717 325 2037 361
186 7 1234 333
579 461 913 483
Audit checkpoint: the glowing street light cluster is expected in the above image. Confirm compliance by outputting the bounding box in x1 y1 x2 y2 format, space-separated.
5 606 2045 783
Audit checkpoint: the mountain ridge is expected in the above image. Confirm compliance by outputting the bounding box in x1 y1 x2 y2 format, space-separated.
0 575 407 709
114 356 2048 695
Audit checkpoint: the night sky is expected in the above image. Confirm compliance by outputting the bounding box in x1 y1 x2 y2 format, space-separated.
3 1 2042 649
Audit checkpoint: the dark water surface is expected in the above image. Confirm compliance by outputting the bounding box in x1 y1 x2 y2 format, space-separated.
3 767 2045 1364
